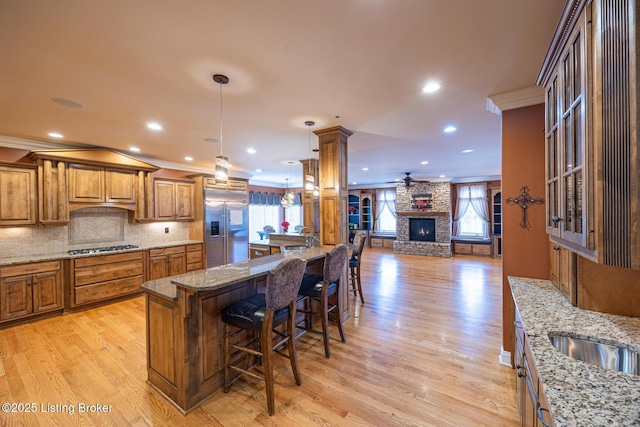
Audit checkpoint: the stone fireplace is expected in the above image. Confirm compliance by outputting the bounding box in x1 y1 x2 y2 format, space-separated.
393 182 452 257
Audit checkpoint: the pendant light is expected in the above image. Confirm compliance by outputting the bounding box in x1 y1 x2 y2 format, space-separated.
213 74 229 182
304 120 315 192
281 162 295 208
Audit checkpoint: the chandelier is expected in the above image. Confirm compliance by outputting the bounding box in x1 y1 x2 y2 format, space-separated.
281 162 295 208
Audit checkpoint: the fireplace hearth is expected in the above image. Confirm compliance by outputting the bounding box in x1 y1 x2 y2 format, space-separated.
410 218 435 242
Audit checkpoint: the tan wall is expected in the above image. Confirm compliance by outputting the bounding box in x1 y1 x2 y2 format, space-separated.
501 104 549 359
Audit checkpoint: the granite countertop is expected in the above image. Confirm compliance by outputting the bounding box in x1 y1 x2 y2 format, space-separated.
0 240 203 267
509 276 640 427
141 246 329 300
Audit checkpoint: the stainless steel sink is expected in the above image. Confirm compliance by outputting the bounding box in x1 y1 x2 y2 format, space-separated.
548 333 640 375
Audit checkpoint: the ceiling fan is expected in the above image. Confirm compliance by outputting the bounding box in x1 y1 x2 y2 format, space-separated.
388 172 431 189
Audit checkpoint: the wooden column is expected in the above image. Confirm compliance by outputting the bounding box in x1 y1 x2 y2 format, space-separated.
300 158 320 234
314 125 352 320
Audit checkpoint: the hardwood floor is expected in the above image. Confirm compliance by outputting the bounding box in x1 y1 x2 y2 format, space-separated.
0 249 518 426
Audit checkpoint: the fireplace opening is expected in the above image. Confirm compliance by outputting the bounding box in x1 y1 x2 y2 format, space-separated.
410 218 435 242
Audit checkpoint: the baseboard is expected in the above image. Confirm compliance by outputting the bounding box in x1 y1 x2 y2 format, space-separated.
499 346 512 367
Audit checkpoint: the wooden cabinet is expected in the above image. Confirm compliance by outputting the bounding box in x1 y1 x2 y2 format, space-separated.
249 244 281 259
148 246 186 280
28 149 159 225
68 164 137 205
514 308 555 427
542 4 591 251
154 179 195 221
70 251 144 308
186 243 204 271
0 163 37 226
0 260 62 322
549 242 577 305
540 1 640 269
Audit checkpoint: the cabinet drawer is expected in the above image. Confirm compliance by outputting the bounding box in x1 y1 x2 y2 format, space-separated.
473 245 491 256
1 260 61 277
74 260 144 286
186 261 203 271
73 251 143 268
455 243 472 254
149 246 185 257
74 276 144 305
186 243 202 252
186 251 202 264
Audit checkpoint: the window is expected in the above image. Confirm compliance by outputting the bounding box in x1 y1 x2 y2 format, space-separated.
284 204 302 231
453 184 490 239
375 189 397 234
249 205 281 240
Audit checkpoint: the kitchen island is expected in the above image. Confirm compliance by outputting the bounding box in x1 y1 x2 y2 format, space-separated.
141 246 330 413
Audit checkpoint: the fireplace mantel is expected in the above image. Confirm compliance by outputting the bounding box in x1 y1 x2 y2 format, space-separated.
396 211 449 216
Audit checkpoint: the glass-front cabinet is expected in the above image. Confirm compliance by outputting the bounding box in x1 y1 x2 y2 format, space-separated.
544 5 592 251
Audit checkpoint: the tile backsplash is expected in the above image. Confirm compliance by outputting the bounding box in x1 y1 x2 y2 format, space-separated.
0 207 190 259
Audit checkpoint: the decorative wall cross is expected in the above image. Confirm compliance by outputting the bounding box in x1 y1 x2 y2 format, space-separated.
506 186 544 229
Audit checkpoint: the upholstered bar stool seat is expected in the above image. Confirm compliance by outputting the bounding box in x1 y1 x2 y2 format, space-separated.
221 256 307 416
348 232 367 304
296 244 348 359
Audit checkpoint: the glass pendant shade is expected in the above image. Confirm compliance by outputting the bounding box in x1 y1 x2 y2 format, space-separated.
215 155 228 181
281 191 295 208
305 174 315 191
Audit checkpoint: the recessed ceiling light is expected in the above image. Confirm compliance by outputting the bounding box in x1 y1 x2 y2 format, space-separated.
352 182 357 185
440 175 445 178
255 169 262 173
129 146 140 152
461 149 474 153
48 132 63 138
422 82 441 93
421 161 428 165
184 156 193 161
146 122 163 131
51 98 84 108
362 167 368 171
247 148 256 154
444 126 457 133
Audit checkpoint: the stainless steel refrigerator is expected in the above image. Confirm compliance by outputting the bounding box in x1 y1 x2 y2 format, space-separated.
204 188 249 267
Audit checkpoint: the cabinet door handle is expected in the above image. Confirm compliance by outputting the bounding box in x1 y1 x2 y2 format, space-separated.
553 246 560 251
515 364 522 370
255 251 264 256
537 406 553 427
517 372 525 378
551 216 562 223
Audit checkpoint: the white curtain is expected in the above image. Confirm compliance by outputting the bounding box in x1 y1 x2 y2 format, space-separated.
453 183 490 237
375 189 397 233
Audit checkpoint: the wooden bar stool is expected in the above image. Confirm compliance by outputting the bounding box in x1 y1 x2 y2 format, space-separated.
221 257 307 416
296 244 348 358
349 232 367 304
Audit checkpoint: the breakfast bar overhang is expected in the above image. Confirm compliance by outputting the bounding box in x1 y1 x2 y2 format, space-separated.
140 247 329 413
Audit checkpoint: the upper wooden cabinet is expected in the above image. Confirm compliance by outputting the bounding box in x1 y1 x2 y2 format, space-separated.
27 149 159 225
153 179 195 221
68 164 137 205
541 3 592 252
539 0 640 269
0 163 37 226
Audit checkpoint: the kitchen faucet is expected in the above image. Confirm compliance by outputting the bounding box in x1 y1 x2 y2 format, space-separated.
299 227 312 235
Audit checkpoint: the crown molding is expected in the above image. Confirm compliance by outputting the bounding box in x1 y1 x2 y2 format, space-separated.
487 86 545 114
